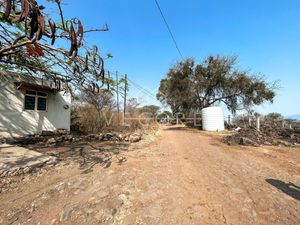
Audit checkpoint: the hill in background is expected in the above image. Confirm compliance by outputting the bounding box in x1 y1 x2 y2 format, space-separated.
286 114 300 121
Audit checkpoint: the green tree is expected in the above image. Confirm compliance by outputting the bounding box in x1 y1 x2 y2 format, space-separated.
161 110 172 117
266 112 283 120
139 105 160 117
157 110 172 121
157 59 194 114
157 56 277 114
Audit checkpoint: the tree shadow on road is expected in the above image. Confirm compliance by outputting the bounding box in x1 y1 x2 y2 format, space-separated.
30 141 130 174
78 142 128 174
266 179 300 201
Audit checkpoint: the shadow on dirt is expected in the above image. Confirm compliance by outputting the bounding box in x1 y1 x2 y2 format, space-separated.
29 141 130 174
266 179 300 201
164 126 188 131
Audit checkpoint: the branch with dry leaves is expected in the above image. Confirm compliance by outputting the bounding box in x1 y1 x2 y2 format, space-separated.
0 0 113 94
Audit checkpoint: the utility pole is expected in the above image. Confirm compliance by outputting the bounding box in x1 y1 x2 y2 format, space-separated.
107 71 110 91
116 71 120 125
123 74 128 125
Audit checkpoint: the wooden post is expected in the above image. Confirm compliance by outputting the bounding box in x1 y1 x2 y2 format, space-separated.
123 74 127 125
281 120 285 129
116 71 120 125
228 115 231 125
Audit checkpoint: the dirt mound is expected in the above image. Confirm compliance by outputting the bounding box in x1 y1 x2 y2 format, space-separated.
223 127 300 147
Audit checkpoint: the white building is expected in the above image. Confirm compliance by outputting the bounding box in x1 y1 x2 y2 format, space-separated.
0 71 71 138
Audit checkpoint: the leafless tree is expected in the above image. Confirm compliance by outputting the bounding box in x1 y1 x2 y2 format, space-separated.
79 90 116 114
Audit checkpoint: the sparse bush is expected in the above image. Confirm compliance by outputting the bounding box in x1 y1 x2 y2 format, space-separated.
74 105 108 133
71 96 159 134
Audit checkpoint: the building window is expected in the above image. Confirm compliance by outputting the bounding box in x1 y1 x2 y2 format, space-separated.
24 90 47 111
37 97 47 110
24 95 36 110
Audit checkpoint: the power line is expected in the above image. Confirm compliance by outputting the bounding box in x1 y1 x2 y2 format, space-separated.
131 84 157 100
127 78 157 99
154 0 184 60
125 78 157 100
119 74 157 100
105 71 157 102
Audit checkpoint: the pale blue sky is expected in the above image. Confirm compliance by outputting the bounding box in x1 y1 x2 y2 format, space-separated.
48 0 300 116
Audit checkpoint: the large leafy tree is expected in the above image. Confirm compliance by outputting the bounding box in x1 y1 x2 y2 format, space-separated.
157 60 194 114
0 0 112 93
157 56 277 114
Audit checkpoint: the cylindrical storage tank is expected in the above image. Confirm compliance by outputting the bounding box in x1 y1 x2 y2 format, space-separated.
202 106 225 131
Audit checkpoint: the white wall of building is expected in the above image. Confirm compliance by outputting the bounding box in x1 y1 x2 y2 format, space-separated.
0 72 71 138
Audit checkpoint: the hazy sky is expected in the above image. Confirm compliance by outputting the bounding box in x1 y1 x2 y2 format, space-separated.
52 0 300 116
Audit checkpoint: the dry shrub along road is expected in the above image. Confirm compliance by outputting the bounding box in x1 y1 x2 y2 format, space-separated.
0 126 299 224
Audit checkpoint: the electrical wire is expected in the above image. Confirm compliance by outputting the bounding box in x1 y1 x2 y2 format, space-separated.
119 74 157 100
154 0 184 60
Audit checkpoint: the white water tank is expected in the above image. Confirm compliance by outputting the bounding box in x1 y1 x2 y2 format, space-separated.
202 106 225 131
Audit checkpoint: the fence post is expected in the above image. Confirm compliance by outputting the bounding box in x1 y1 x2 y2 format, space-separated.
228 115 231 125
281 120 285 129
256 116 260 131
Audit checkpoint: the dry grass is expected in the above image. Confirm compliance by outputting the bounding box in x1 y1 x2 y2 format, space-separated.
71 106 158 134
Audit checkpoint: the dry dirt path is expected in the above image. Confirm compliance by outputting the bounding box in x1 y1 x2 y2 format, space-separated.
0 126 300 225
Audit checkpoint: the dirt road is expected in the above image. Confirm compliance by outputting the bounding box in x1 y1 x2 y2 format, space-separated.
1 126 300 224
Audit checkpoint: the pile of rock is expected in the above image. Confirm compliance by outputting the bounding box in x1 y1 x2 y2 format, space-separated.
223 127 300 147
41 129 68 136
4 131 143 147
0 157 57 178
45 132 142 146
0 152 57 178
